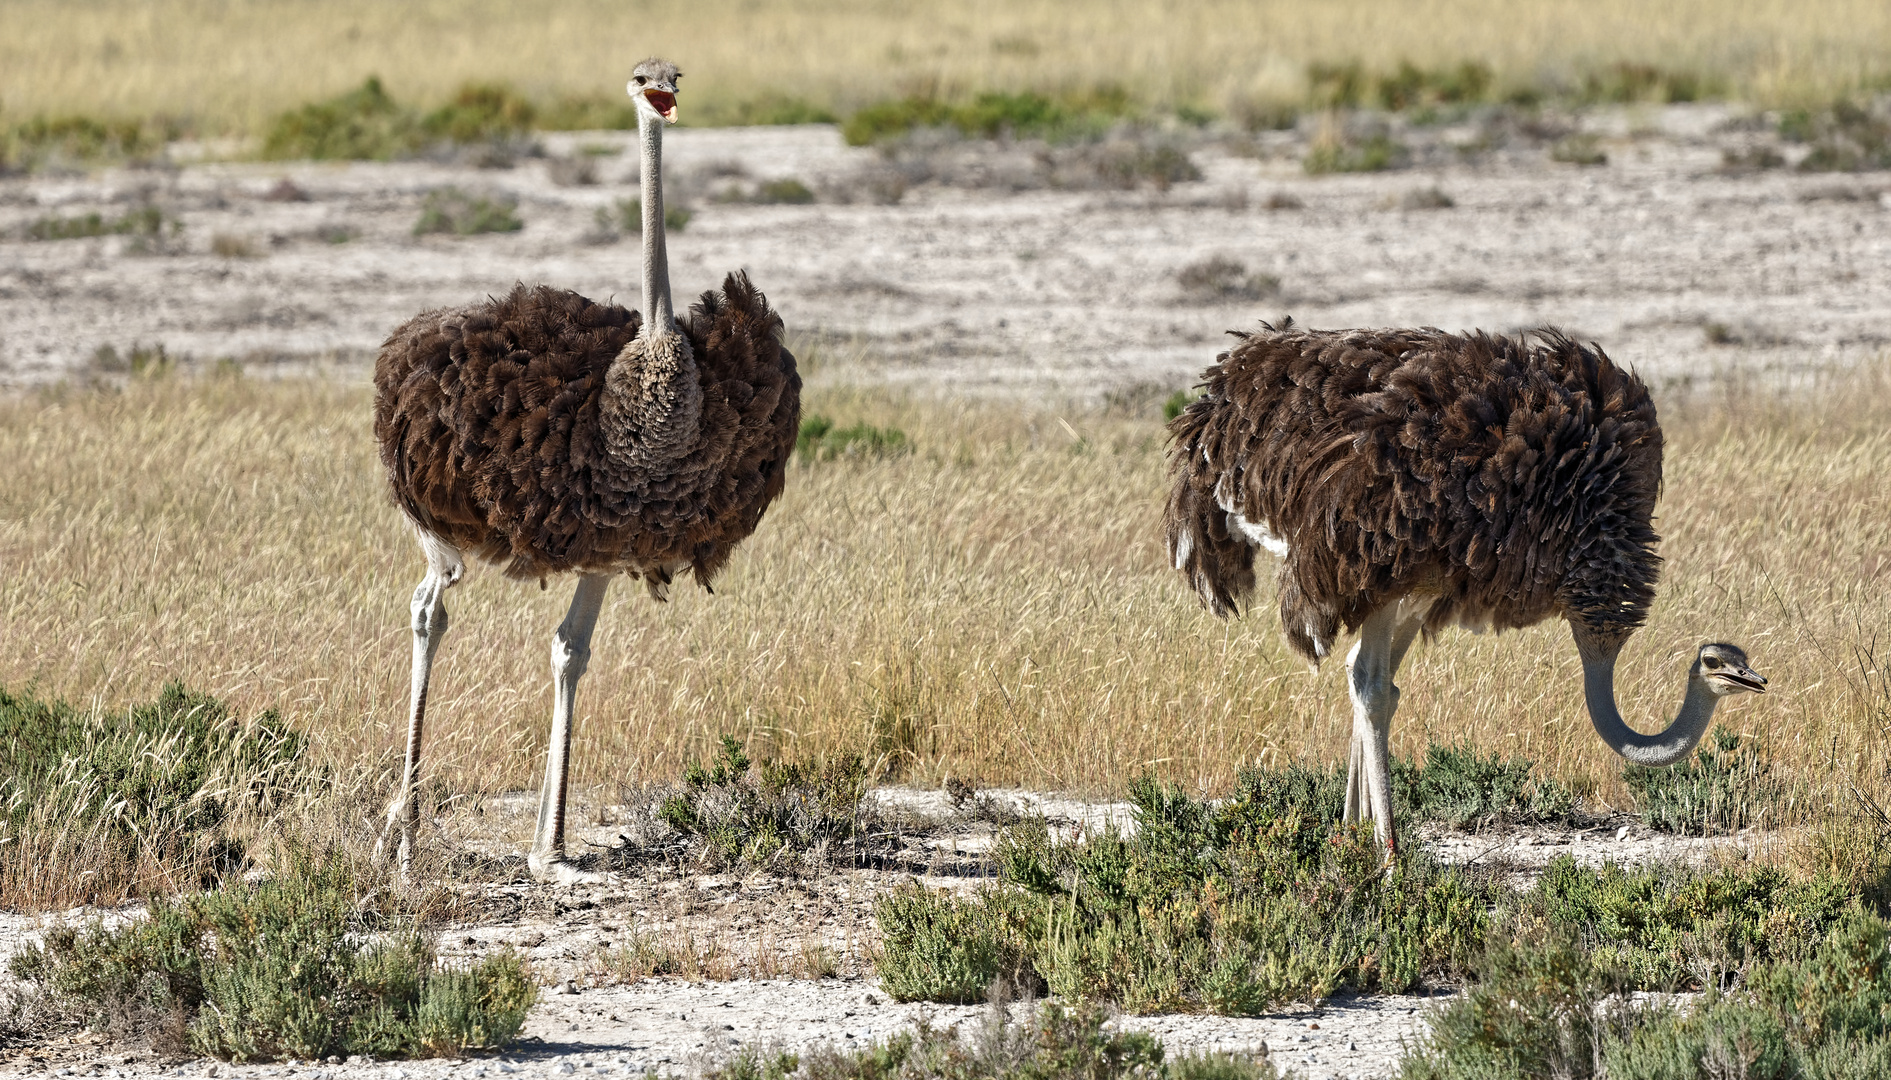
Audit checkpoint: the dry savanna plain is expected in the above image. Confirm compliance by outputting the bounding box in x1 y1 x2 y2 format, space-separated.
4 3 1891 1078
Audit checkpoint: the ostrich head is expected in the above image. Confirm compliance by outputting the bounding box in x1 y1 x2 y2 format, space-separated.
1693 642 1768 697
628 58 682 124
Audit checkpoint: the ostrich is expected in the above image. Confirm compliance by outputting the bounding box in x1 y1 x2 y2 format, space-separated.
1164 322 1767 855
371 58 799 882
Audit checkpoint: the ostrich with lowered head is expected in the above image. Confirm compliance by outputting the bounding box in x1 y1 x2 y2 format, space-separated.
371 58 799 882
1164 322 1766 855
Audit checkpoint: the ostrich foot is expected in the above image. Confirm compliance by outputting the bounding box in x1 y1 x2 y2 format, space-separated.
528 852 606 886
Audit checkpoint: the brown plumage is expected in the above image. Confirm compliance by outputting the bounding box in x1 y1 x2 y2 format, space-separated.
1161 320 1767 859
1165 321 1662 661
373 273 799 597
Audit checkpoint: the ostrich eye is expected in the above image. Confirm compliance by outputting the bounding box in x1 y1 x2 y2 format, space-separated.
634 75 647 85
1702 656 1723 670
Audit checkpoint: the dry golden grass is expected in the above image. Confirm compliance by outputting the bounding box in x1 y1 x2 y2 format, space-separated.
0 361 1887 817
3 0 1889 132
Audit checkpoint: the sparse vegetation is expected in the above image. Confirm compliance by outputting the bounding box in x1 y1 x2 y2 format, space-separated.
1162 390 1201 422
1176 256 1280 302
1304 132 1409 174
715 1001 1279 1080
795 414 911 461
1402 907 1891 1080
877 768 1495 1011
8 852 533 1061
1398 186 1455 210
21 203 173 242
1781 100 1891 172
842 90 1133 148
754 177 818 204
1549 134 1608 166
641 735 874 870
412 186 523 236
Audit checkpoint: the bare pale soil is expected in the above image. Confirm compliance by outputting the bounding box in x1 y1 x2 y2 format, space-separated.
2 107 1887 396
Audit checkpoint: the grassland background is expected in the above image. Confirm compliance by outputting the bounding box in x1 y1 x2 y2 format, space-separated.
0 360 1885 812
3 0 1890 134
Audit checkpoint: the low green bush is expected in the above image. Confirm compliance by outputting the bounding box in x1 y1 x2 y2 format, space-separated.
1780 100 1891 172
767 1001 1277 1080
652 736 873 871
419 83 536 144
796 415 911 461
23 204 174 242
1522 855 1849 990
1304 134 1409 174
413 187 523 236
877 769 1493 1012
261 77 420 161
1624 726 1781 834
599 197 692 235
8 852 532 1061
841 90 1132 147
1403 908 1891 1080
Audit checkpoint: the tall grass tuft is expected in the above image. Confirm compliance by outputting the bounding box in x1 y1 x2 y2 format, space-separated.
0 682 307 909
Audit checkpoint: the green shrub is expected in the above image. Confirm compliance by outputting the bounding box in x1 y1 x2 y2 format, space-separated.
4 114 173 170
1780 101 1891 172
1403 908 1891 1080
1550 134 1608 166
23 204 173 242
791 1001 1275 1080
878 769 1492 1013
1522 855 1849 990
1176 257 1279 302
419 83 536 144
261 76 421 161
1304 134 1408 174
413 187 523 236
796 415 911 460
754 177 818 204
0 682 307 904
1624 726 1781 834
1400 742 1576 828
702 96 838 127
652 736 873 870
1578 63 1708 105
8 852 532 1061
841 90 1132 147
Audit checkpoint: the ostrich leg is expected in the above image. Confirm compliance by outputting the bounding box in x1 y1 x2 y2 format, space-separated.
530 573 612 883
376 534 464 875
1343 598 1428 855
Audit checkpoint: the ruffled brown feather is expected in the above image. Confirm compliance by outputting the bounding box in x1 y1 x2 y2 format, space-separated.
372 272 800 594
1164 322 1662 663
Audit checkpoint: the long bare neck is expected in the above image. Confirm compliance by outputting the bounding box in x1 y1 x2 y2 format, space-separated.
1573 623 1719 767
639 109 673 334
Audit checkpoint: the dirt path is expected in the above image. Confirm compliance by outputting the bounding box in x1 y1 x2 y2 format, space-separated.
2 106 1886 395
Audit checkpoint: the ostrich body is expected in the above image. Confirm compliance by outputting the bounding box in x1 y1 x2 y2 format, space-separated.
1164 322 1766 853
371 59 799 881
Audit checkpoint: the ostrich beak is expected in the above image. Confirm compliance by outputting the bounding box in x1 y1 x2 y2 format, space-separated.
1711 664 1768 695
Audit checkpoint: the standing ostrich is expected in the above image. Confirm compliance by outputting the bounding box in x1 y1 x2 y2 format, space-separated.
1164 322 1767 854
371 58 799 882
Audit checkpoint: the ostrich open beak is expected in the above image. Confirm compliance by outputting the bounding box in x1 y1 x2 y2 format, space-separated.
643 88 678 124
1710 664 1768 695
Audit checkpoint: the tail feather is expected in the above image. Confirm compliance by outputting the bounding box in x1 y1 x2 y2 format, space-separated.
1164 406 1256 618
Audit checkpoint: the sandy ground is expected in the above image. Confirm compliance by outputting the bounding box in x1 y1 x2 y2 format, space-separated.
2 104 1888 397
0 786 1767 1080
